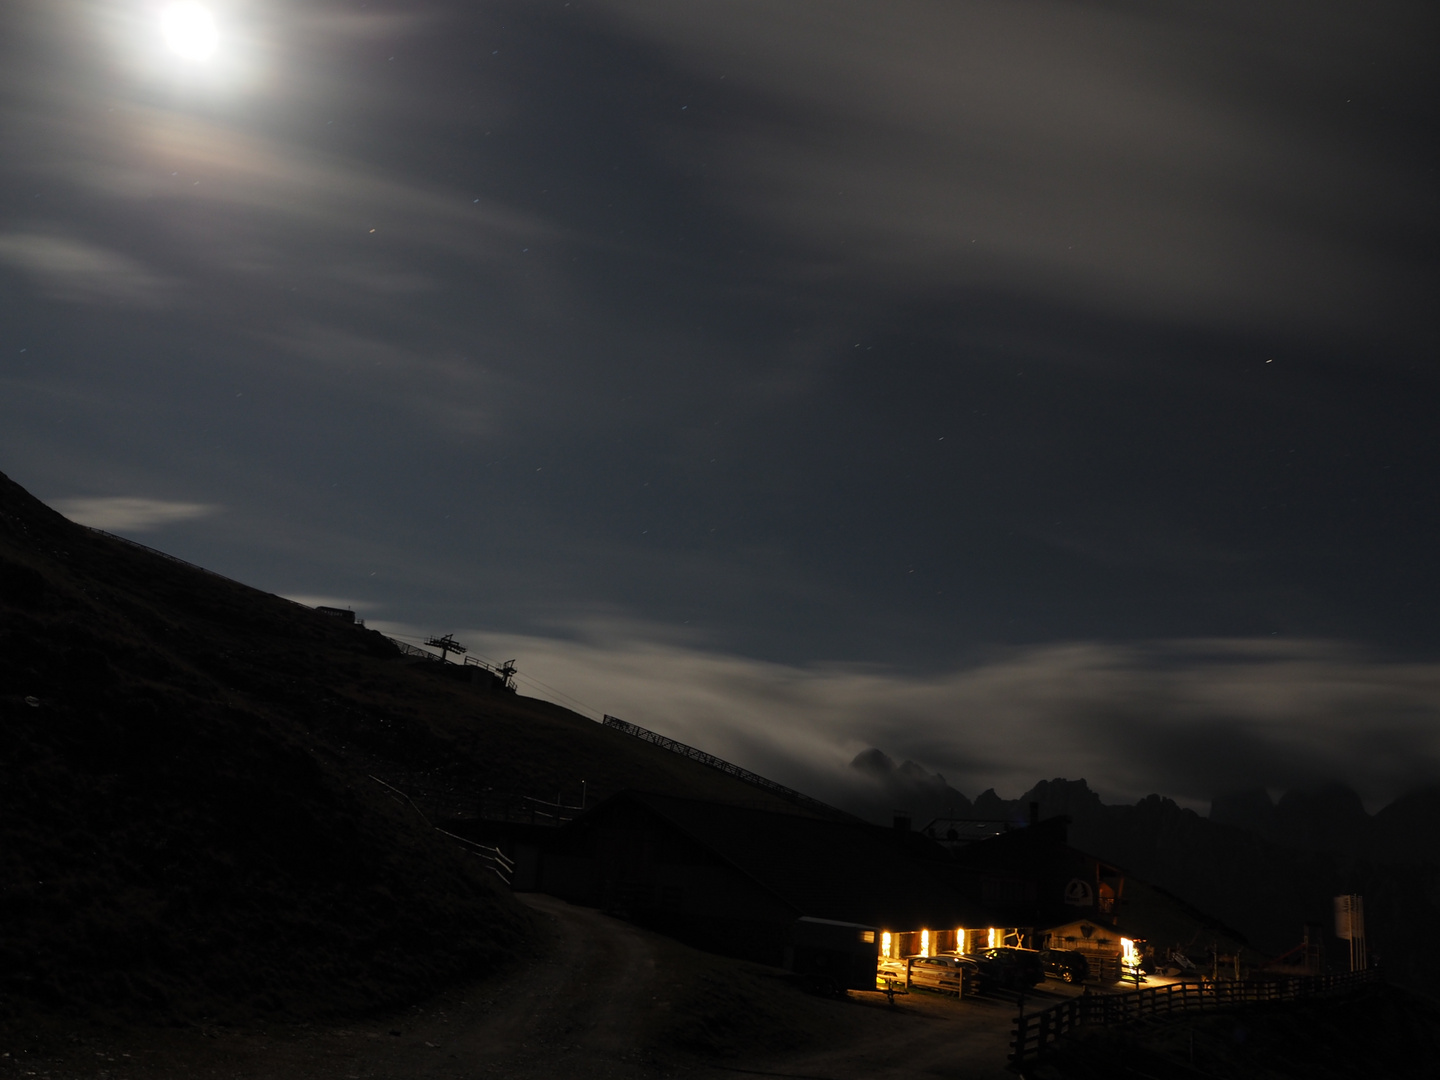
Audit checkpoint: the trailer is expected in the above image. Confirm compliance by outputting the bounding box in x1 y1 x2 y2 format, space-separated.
784 916 881 994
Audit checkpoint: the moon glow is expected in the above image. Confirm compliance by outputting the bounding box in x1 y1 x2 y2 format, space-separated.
160 4 219 62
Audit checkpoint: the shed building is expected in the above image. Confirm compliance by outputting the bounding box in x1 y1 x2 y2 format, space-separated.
537 790 989 970
530 791 1242 988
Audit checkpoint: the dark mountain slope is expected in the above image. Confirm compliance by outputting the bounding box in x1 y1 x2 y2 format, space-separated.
1210 781 1440 868
846 748 973 825
0 469 822 1028
1372 786 1440 865
974 779 1440 986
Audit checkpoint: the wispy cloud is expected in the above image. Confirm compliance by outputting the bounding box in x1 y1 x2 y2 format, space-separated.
593 0 1436 347
0 233 175 307
51 496 220 532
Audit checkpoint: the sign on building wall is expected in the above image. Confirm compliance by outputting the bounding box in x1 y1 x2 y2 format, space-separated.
1063 878 1094 906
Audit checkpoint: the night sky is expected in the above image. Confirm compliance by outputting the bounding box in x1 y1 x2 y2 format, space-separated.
3 0 1437 812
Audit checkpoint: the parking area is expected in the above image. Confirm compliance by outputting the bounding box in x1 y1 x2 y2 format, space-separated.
880 964 1194 1006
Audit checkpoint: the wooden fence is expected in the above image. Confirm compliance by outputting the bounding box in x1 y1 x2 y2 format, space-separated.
1010 968 1379 1067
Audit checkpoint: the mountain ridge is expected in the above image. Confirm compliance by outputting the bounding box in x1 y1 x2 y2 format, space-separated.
845 756 1440 981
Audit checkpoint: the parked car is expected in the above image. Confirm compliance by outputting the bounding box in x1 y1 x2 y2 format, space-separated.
908 954 978 996
876 954 979 996
972 946 1044 990
876 955 909 991
1039 948 1089 984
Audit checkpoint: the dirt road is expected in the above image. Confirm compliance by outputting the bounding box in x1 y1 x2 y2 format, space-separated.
2 895 1026 1080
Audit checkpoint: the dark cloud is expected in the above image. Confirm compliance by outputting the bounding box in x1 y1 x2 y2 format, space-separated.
2 1 1437 802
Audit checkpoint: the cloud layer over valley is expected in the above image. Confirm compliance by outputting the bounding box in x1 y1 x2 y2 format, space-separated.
372 621 1440 818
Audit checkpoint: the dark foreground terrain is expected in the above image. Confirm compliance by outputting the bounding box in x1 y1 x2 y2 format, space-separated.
1031 981 1440 1079
7 464 1440 1077
0 468 823 1032
4 895 1436 1080
1 893 1020 1080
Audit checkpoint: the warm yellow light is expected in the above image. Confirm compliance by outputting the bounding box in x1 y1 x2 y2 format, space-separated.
1121 937 1138 965
988 927 999 949
161 3 219 62
881 931 892 957
920 929 930 957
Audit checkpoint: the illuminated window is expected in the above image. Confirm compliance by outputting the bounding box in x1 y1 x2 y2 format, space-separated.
921 929 930 957
988 927 999 949
1121 937 1138 966
881 931 892 957
860 930 875 944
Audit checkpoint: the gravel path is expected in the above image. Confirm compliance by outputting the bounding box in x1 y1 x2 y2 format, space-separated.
2 895 1024 1080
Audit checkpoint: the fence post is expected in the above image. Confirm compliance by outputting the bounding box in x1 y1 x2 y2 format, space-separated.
1010 1013 1030 1066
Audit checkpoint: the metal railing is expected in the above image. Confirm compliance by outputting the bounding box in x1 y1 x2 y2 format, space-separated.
476 792 584 826
356 772 585 827
87 527 254 589
601 714 841 815
87 528 370 630
369 775 515 886
390 638 443 661
1010 967 1381 1067
386 640 517 690
437 826 516 886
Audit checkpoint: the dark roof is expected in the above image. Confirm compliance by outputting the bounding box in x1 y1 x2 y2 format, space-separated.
951 815 1083 869
920 817 1008 844
591 790 989 929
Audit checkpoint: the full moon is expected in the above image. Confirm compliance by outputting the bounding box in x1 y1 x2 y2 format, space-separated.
160 3 219 62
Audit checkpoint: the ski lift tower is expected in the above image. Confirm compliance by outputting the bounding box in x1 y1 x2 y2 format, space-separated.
424 634 467 664
497 659 518 690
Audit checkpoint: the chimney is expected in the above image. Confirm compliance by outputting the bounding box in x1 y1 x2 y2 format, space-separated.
893 811 912 833
1029 801 1040 827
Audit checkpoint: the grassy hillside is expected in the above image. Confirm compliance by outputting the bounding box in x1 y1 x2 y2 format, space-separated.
0 469 820 1029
